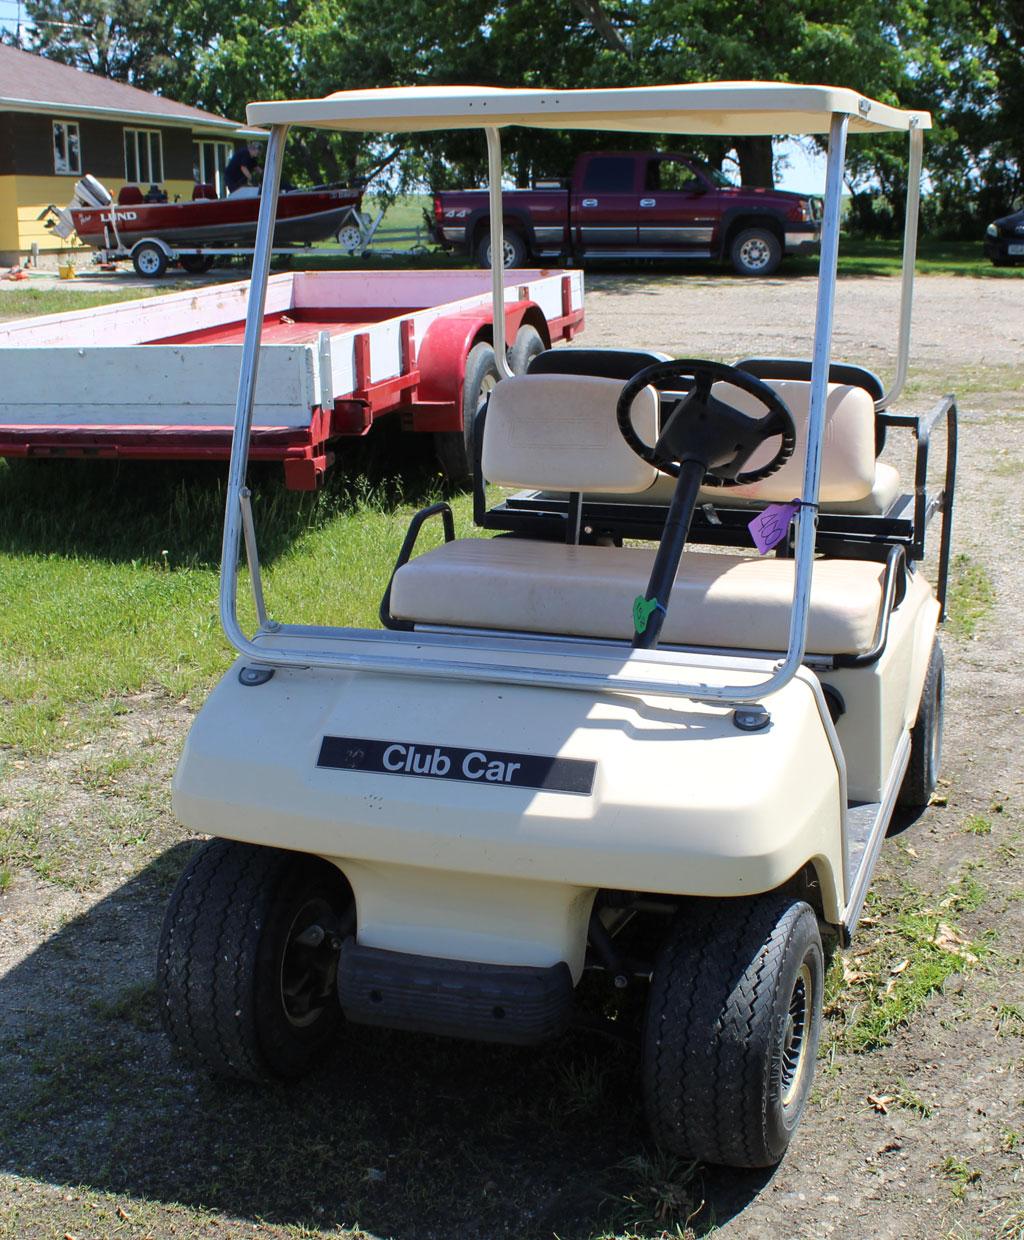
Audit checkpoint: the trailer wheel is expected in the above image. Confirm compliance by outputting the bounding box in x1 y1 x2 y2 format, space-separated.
132 241 169 279
509 324 545 375
642 896 823 1168
476 227 528 269
337 223 363 253
179 254 215 274
435 340 500 483
898 638 944 809
156 838 353 1082
729 227 782 276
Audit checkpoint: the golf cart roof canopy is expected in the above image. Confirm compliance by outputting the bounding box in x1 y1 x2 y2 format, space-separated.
246 81 930 137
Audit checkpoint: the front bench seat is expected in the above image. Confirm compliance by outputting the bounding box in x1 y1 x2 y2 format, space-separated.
391 538 885 656
389 374 888 657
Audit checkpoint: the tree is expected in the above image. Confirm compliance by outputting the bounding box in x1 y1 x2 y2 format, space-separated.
13 0 170 85
12 0 1020 230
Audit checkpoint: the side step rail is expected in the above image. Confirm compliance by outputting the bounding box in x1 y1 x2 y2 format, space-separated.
840 729 911 944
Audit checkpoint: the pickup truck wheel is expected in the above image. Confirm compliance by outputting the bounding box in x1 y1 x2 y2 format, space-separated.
435 340 500 483
898 638 944 809
642 896 824 1168
476 228 528 269
156 838 352 1082
509 324 545 375
729 227 782 277
132 241 168 278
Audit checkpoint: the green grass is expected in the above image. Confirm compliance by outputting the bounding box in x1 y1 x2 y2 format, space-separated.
789 236 1024 279
0 285 169 321
0 448 476 753
823 876 981 1055
946 553 997 640
941 1155 982 1201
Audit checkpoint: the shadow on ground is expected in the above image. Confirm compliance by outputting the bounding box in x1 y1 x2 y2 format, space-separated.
0 417 451 569
0 847 775 1240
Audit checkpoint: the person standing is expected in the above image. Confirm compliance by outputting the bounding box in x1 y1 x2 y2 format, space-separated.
224 142 262 194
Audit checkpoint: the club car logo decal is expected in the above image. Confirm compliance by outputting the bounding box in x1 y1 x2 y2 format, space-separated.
317 736 595 795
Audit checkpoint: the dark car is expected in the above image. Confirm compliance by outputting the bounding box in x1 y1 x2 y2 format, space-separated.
984 207 1024 266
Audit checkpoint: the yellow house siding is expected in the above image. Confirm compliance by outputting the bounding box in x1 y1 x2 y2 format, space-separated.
9 174 196 251
0 175 18 251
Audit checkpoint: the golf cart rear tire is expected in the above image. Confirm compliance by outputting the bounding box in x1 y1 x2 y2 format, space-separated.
435 340 500 483
156 838 351 1082
642 896 824 1168
132 241 168 279
898 638 944 809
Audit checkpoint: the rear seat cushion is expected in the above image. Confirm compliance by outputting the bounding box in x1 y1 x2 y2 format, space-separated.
696 378 877 503
481 374 660 494
391 539 886 656
639 459 902 516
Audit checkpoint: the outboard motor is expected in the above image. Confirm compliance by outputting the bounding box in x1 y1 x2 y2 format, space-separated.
73 174 113 208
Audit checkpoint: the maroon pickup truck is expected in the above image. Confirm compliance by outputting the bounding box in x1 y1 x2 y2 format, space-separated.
430 150 821 276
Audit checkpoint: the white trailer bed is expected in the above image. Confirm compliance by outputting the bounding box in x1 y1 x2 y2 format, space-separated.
0 268 584 488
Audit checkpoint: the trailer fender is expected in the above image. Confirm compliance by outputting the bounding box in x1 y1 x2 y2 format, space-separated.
416 301 546 414
130 236 174 260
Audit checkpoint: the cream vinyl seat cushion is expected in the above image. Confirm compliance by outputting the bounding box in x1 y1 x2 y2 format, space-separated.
390 539 887 656
637 460 902 515
496 372 901 516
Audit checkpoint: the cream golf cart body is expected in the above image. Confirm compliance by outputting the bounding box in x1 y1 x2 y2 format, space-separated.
161 82 956 1168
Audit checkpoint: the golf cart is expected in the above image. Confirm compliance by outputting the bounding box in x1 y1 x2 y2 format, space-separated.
159 83 956 1169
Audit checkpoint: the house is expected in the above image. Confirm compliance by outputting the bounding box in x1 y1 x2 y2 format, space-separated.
0 43 261 262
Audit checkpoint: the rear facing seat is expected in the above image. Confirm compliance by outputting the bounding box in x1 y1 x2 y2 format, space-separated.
388 374 890 657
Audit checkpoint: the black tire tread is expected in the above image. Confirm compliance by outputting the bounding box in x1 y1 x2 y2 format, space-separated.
157 839 335 1082
642 896 820 1167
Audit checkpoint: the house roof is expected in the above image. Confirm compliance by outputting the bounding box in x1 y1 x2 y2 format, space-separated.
0 43 263 137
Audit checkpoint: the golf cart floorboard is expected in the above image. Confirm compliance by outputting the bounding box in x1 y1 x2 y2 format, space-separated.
846 801 883 884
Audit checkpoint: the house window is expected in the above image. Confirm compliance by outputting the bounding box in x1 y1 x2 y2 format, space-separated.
124 128 164 185
192 139 234 197
53 121 82 175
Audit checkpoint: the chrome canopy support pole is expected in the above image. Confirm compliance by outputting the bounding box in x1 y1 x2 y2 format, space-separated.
485 125 514 380
219 121 288 647
877 123 923 411
777 112 849 679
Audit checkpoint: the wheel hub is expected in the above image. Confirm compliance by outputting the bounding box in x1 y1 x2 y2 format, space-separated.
740 237 770 270
280 897 342 1028
780 962 812 1109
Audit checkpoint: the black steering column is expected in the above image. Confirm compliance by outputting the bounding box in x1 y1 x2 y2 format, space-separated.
616 359 797 650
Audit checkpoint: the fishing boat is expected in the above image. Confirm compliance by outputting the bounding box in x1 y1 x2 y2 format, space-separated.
54 176 362 251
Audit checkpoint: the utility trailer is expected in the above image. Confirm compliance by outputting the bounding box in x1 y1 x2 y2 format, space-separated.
0 267 583 488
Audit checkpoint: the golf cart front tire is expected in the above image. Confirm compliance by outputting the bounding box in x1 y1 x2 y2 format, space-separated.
642 896 824 1168
157 838 352 1082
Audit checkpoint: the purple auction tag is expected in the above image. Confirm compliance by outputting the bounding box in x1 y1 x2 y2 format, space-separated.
749 501 801 555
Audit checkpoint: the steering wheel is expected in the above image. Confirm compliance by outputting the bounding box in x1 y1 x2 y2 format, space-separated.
616 358 797 487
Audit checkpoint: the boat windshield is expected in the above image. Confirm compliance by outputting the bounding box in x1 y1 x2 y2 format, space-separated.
708 166 737 188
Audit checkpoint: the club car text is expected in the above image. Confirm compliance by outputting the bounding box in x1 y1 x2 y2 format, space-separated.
317 736 595 795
